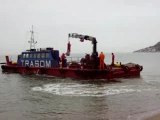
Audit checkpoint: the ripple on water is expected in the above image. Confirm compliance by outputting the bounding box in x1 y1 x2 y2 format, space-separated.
31 83 151 97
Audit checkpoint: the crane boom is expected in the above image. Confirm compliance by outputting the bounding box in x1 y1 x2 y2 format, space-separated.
68 33 96 42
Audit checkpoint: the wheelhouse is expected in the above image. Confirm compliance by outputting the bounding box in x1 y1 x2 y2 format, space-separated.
17 48 60 68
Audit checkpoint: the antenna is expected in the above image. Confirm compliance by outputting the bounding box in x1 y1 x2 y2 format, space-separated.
28 25 37 50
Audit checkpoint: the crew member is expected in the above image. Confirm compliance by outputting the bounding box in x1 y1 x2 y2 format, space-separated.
66 41 71 56
99 52 105 69
111 53 115 66
61 53 67 67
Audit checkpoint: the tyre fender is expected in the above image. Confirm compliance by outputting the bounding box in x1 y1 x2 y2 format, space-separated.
106 66 112 71
123 66 130 72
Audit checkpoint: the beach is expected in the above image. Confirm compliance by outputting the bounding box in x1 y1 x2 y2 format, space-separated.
144 113 160 120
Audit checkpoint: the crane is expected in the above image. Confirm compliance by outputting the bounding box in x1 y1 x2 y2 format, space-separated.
68 33 98 58
68 33 99 69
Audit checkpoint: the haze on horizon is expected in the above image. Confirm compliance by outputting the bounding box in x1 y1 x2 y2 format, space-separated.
0 0 160 55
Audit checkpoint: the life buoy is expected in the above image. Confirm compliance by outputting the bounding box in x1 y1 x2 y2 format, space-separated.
106 66 112 71
139 66 143 71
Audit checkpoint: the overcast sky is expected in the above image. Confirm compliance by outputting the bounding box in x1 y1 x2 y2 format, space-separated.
0 0 160 55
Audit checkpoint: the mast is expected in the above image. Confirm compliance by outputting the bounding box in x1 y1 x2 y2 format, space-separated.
28 25 37 50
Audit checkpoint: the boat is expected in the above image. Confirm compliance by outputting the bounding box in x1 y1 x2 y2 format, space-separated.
1 27 143 80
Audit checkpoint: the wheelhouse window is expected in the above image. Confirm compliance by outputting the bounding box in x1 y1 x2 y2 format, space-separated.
41 53 45 58
37 53 40 58
29 53 33 58
46 53 50 58
21 53 50 59
22 54 26 58
33 53 37 58
25 53 29 58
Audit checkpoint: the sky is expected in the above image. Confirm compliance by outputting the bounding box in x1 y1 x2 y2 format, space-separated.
0 0 160 55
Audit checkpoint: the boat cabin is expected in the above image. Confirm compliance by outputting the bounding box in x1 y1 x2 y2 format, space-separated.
17 48 60 68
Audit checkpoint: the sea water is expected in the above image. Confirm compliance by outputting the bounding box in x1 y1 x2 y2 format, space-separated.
0 53 160 120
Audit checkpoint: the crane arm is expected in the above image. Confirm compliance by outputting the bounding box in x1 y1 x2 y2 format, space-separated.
68 33 96 42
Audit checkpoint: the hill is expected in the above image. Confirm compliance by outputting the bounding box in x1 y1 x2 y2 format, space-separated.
134 42 160 52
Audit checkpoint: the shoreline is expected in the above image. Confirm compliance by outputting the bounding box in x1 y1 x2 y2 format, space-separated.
128 109 160 120
144 113 160 120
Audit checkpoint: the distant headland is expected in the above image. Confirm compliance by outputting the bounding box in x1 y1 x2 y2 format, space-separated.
134 42 160 52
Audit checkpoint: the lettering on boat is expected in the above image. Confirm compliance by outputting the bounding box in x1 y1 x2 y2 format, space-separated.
21 60 51 68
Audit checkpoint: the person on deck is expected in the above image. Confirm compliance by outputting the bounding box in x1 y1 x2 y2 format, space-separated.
111 53 115 66
61 53 67 68
99 52 105 70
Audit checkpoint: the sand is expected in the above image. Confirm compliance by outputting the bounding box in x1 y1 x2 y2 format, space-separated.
128 109 160 120
144 113 160 120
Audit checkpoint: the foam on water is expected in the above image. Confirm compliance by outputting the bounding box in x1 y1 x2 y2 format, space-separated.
31 83 147 97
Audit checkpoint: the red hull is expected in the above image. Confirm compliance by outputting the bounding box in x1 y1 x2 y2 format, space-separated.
1 65 141 80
